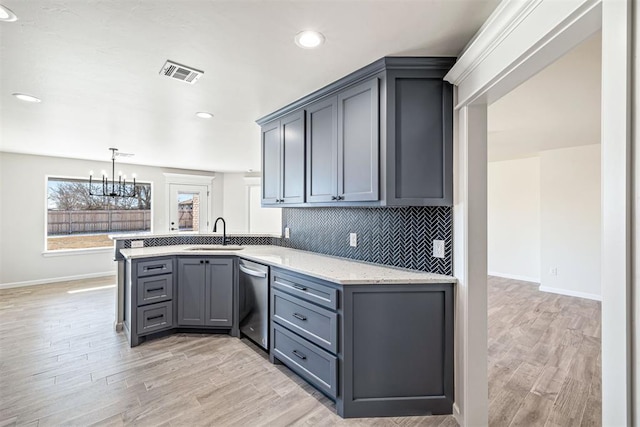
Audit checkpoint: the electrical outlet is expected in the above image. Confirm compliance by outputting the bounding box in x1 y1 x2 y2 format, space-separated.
349 233 357 247
433 240 445 258
131 240 144 248
550 267 558 276
284 227 290 239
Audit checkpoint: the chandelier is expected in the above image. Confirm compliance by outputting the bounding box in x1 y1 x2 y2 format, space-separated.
89 148 138 198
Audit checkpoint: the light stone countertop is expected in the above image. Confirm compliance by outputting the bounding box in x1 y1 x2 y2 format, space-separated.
109 232 281 240
119 245 456 285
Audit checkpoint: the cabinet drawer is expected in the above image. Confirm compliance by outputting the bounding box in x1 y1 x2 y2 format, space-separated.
137 258 173 277
137 274 172 306
136 302 173 336
271 270 338 310
272 323 337 399
273 289 337 353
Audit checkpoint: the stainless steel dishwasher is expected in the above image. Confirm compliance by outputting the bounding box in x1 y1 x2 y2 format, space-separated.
238 259 269 350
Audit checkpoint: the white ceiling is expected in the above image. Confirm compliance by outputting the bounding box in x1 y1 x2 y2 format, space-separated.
488 31 602 162
0 0 499 172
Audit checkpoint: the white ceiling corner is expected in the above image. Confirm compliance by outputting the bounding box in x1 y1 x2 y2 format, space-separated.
488 31 602 162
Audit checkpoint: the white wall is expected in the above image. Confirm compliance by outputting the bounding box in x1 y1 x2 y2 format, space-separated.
488 145 601 300
0 152 217 286
488 157 541 282
221 173 249 233
540 144 601 300
221 173 281 235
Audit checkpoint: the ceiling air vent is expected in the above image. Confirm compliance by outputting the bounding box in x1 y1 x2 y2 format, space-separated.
159 60 203 84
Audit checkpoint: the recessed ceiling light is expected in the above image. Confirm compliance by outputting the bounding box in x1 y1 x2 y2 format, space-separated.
12 93 41 103
0 4 17 22
195 112 213 119
295 30 325 49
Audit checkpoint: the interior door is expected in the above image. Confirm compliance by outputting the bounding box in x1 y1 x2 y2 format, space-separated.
168 184 209 232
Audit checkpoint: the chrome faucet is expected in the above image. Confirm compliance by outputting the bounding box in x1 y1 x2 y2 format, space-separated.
213 217 230 245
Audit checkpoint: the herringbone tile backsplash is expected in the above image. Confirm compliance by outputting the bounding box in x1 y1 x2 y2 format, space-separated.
279 207 453 276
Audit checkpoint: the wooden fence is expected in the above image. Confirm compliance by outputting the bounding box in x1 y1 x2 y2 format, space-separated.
48 210 151 235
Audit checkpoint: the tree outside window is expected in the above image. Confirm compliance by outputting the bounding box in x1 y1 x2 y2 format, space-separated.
47 178 152 250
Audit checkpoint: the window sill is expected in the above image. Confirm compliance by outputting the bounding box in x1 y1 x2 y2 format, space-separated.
42 247 113 257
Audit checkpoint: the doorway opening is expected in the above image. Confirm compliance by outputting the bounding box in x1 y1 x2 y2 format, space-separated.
484 32 602 425
169 184 209 233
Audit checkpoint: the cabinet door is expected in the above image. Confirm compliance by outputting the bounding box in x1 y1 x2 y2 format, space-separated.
337 79 379 202
205 258 234 327
387 75 452 205
177 258 206 326
306 96 338 203
261 120 281 205
280 111 305 204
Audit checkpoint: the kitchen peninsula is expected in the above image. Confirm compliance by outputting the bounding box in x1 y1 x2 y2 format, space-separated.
113 235 456 418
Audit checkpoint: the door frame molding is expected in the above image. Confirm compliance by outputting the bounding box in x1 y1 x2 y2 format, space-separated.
163 173 216 233
443 0 633 425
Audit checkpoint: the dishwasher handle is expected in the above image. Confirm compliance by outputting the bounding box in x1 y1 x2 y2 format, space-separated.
239 264 267 278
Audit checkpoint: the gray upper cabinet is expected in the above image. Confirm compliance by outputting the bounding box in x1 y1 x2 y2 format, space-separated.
261 111 305 206
257 57 455 207
306 80 379 203
337 79 379 202
261 121 281 205
306 96 337 203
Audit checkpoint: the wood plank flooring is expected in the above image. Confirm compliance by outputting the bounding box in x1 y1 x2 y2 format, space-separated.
0 275 600 426
487 276 601 427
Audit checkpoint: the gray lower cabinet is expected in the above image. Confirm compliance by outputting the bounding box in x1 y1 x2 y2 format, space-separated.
270 267 454 418
124 256 235 347
258 56 455 207
261 110 305 206
124 257 176 347
177 257 234 327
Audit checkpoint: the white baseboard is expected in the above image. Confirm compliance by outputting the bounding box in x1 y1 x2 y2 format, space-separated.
0 271 116 289
452 402 462 426
488 271 540 283
538 285 601 301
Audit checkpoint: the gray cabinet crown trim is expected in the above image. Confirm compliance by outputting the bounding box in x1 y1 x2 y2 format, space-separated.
256 57 456 126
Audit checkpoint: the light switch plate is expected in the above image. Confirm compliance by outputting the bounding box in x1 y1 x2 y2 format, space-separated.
284 227 290 239
131 240 144 248
349 233 357 247
433 240 445 258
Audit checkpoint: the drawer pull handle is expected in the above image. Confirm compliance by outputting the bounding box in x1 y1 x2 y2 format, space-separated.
147 314 164 321
145 265 165 271
292 313 307 321
146 287 163 292
293 284 307 291
292 350 307 360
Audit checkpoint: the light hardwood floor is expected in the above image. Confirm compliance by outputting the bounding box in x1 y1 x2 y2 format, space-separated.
0 275 600 426
487 276 601 427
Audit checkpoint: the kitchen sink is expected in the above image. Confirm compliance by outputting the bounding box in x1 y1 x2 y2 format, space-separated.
184 245 244 251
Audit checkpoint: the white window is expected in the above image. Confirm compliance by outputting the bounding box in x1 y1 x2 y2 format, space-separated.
46 177 151 251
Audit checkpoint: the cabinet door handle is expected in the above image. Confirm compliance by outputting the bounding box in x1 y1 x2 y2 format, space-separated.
146 287 163 292
147 314 163 321
337 195 344 200
205 260 210 264
145 265 165 271
293 284 307 291
200 260 204 264
293 313 307 321
292 350 307 360
331 196 337 200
